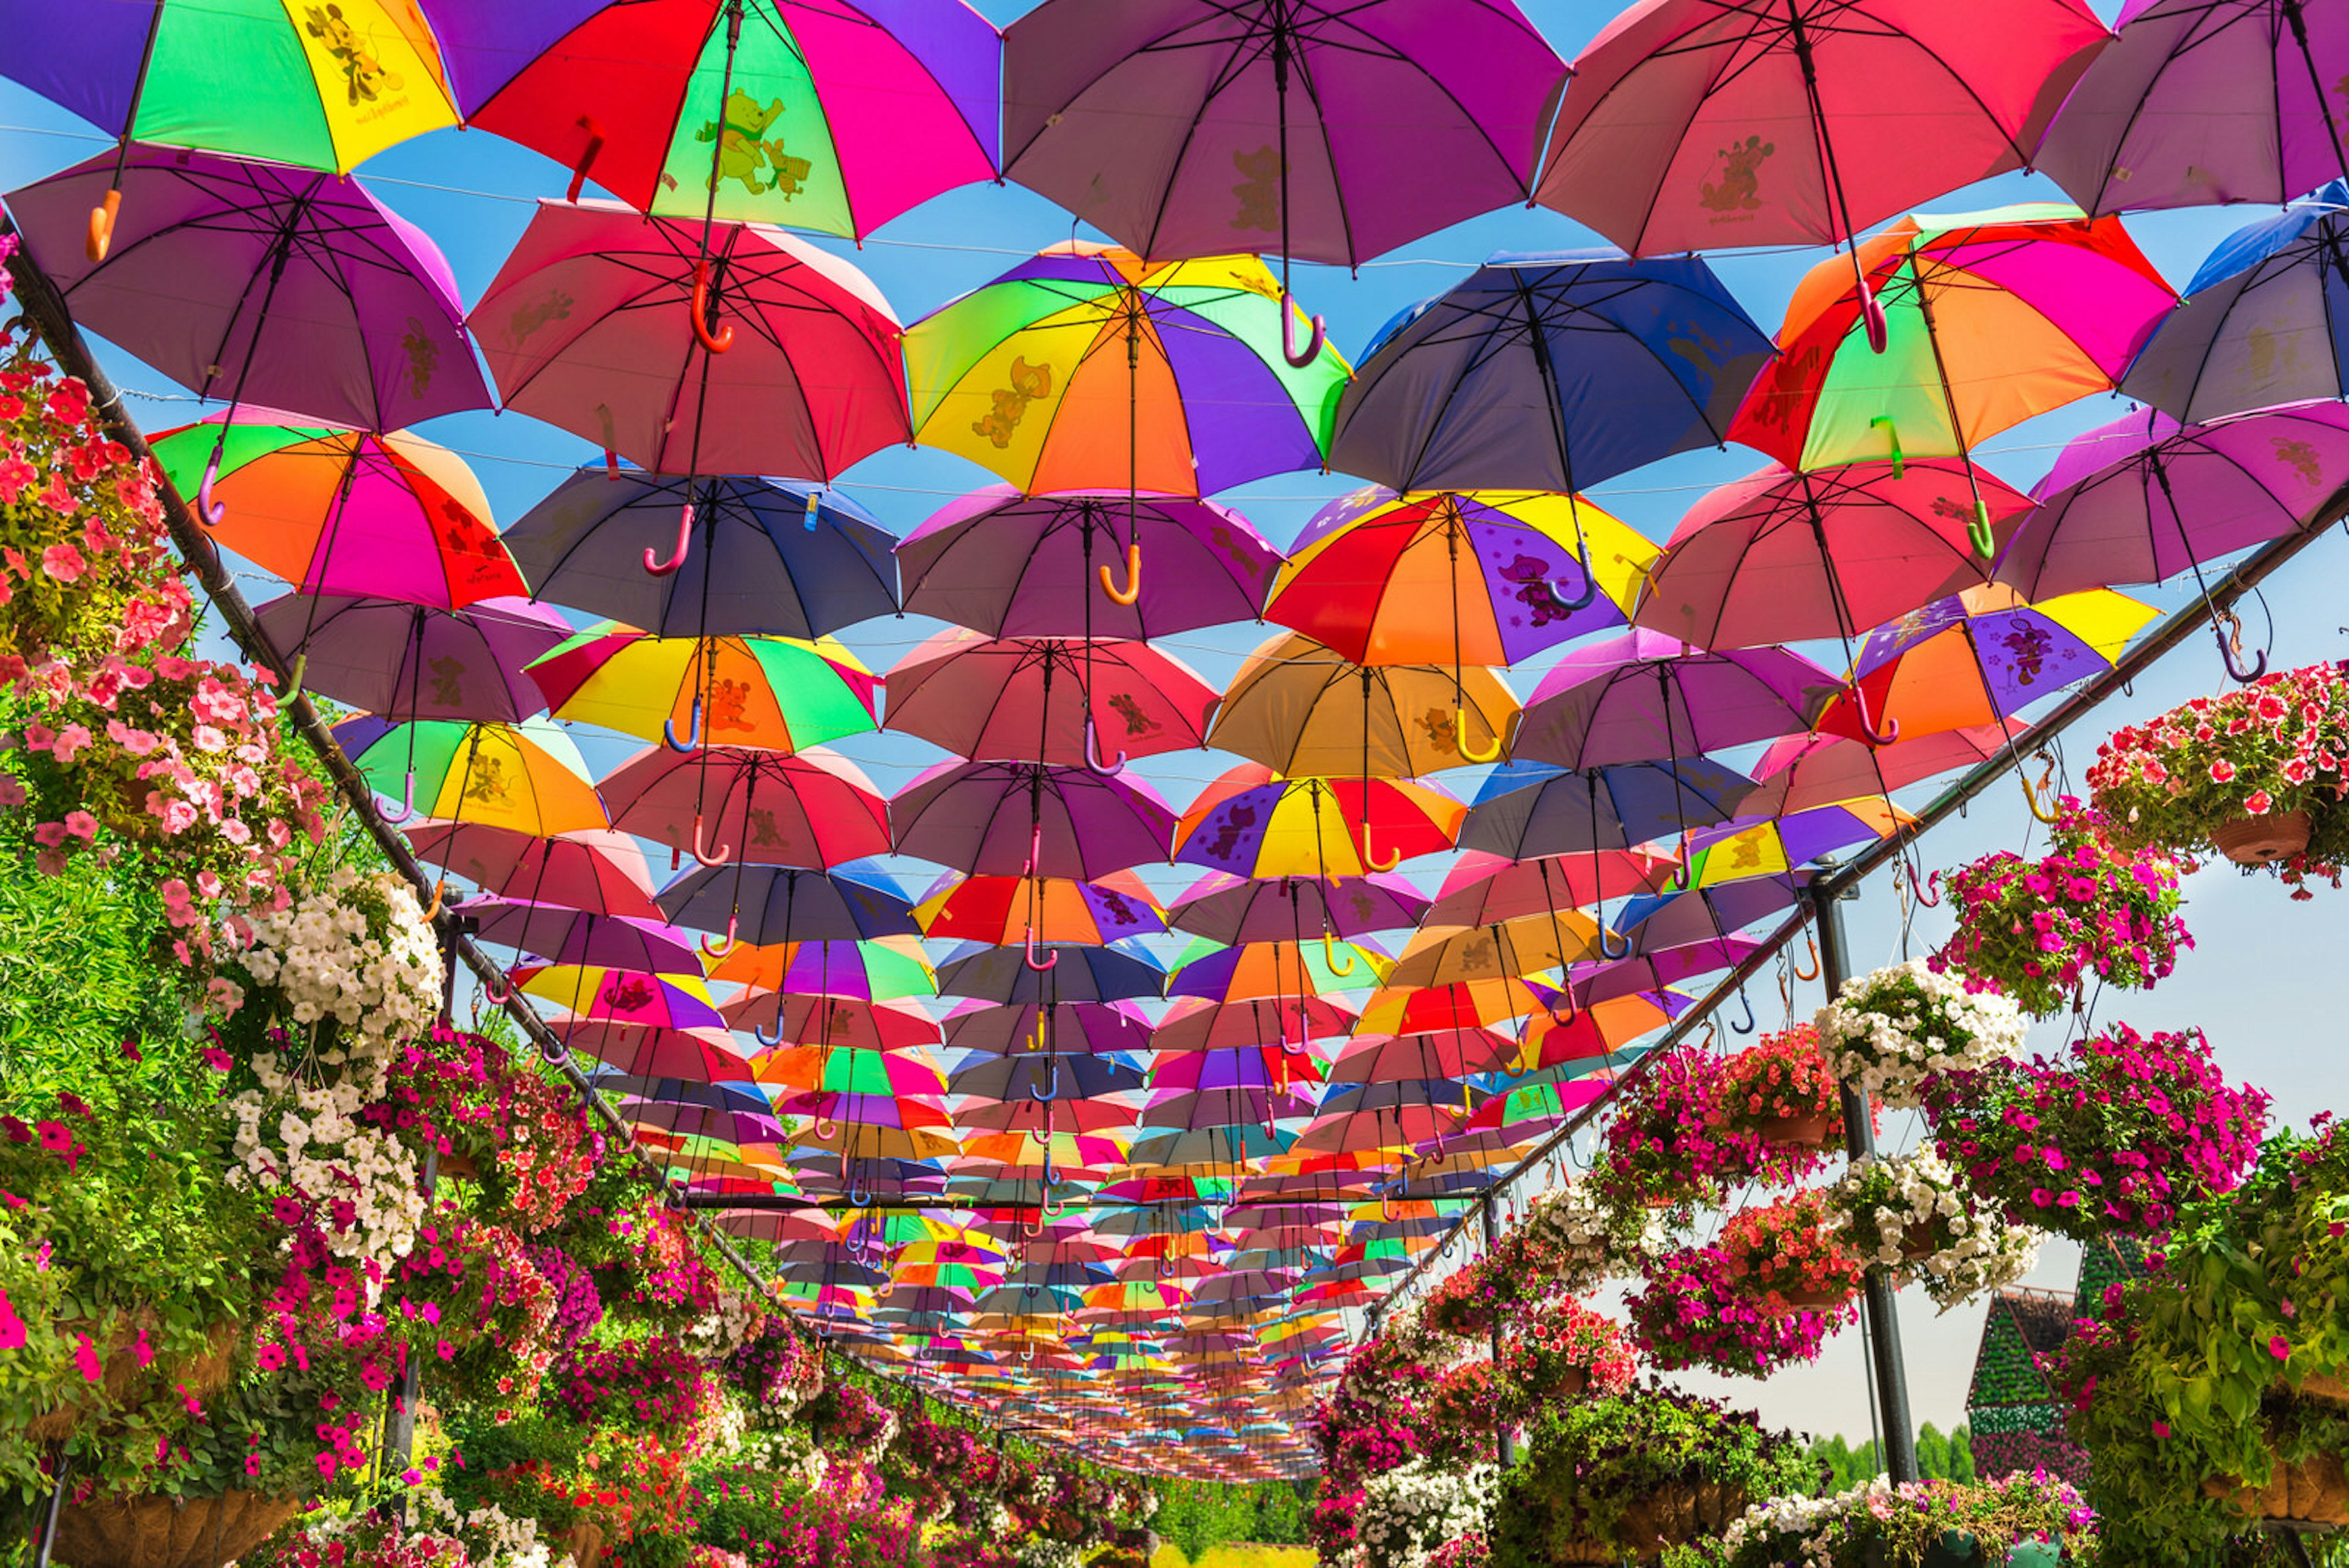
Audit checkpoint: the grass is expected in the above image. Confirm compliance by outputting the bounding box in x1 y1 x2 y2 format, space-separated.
1152 1546 1317 1568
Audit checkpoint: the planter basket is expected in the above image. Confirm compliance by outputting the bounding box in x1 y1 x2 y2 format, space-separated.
2211 809 2311 867
2302 1372 2349 1405
2204 1451 2349 1526
561 1522 607 1568
1756 1111 1838 1150
51 1490 300 1568
26 1317 234 1441
1554 1482 1742 1562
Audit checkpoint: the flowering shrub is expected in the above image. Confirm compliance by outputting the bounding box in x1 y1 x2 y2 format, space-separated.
1923 1022 2269 1241
2087 661 2349 896
1353 1458 1496 1568
1591 1048 1747 1209
1814 959 2028 1109
219 868 442 1049
1827 1150 2040 1309
807 1383 898 1460
1420 1359 1504 1465
724 1313 826 1424
692 1463 915 1568
1935 806 2190 1017
1718 1190 1868 1315
547 1334 713 1437
1624 1247 1845 1380
1713 1472 2092 1568
583 1183 721 1329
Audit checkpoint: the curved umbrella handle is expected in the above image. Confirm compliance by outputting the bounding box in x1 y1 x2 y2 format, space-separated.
1027 1056 1060 1104
1280 289 1327 368
1558 533 1600 613
1359 829 1401 874
1022 1205 1045 1239
1157 1255 1174 1280
2217 611 2269 684
1792 932 1820 984
379 768 418 824
1907 861 1942 909
665 694 705 754
1967 498 1997 562
815 1116 839 1141
1849 682 1900 747
1379 1192 1398 1224
1869 415 1905 480
195 448 228 527
1083 717 1127 777
803 488 822 532
1455 708 1502 764
1860 283 1889 355
1597 921 1630 960
86 187 122 265
2022 749 2061 825
1042 1148 1061 1187
538 1033 571 1069
271 653 306 706
1320 931 1354 977
690 256 735 355
480 967 513 1006
647 501 693 576
1729 989 1756 1036
754 1014 786 1049
1023 821 1044 881
690 811 732 868
1701 1020 1718 1052
1098 542 1143 606
565 115 607 203
1668 855 1692 893
700 912 739 959
421 879 447 923
1023 925 1059 973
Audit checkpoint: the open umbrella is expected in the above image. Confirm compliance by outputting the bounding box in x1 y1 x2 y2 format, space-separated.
1327 254 1773 496
150 415 522 608
723 995 943 1054
406 824 659 920
656 863 918 950
1166 871 1428 946
916 873 1165 946
938 1000 1155 1059
1512 630 1837 769
499 469 898 639
253 595 566 724
1683 802 1910 885
1174 768 1463 880
889 762 1178 880
602 746 889 871
1326 1028 1521 1085
333 715 606 836
8 149 487 433
1165 940 1386 1006
707 937 936 1002
937 944 1168 1006
884 631 1220 770
442 0 999 242
1149 997 1359 1054
532 628 878 755
1422 849 1675 929
1749 722 2025 816
461 897 707 975
1211 633 1517 778
520 965 727 1031
470 199 909 481
1459 760 1760 863
1384 911 1607 989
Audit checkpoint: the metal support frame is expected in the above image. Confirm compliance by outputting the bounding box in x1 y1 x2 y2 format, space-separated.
1482 1189 1514 1466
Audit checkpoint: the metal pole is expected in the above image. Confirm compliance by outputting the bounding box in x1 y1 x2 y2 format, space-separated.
1811 880 1918 1485
31 1457 65 1568
1482 1189 1513 1467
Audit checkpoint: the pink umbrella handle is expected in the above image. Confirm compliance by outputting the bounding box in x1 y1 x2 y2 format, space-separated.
689 811 730 867
699 912 739 958
1024 822 1043 879
690 257 736 355
1379 1192 1398 1224
1083 717 1126 777
815 1117 839 1140
480 967 513 1005
1849 682 1900 747
565 115 607 203
603 448 621 481
1280 289 1327 368
380 768 418 824
86 187 121 265
1097 542 1142 606
1022 1206 1045 1239
1907 861 1942 909
195 448 227 527
646 501 692 576
1860 287 1888 355
1023 924 1059 972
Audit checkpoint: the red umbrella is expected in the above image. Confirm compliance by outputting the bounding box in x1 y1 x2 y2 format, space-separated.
406 823 661 920
1749 721 2026 815
1422 849 1674 927
1149 997 1359 1053
883 630 1221 769
603 745 889 870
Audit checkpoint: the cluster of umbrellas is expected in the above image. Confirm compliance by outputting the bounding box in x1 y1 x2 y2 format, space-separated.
9 0 2349 1482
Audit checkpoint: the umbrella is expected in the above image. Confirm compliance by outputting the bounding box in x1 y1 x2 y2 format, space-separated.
252 595 567 724
938 1001 1155 1059
559 1021 748 1080
1993 404 2349 621
655 863 918 949
1211 634 1517 778
889 762 1178 880
904 243 1348 503
2034 0 2349 215
521 965 727 1032
1384 911 1607 989
1326 1029 1522 1084
1732 206 2175 478
406 824 659 920
1459 760 1761 862
896 488 1284 639
499 469 898 639
470 199 909 480
1353 978 1563 1036
1165 940 1387 1005
332 715 606 835
1326 254 1773 496
707 937 937 1001
723 995 943 1054
951 1055 1145 1102
760 1044 948 1101
915 872 1165 946
7 149 487 432
1632 460 2031 658
1290 1101 1461 1156
959 1094 1138 1137
884 631 1221 768
1519 992 1690 1072
937 944 1168 1006
1534 0 2107 275
443 0 999 241
1683 802 1910 885
601 746 889 869
1174 768 1463 880
1615 875 1812 953
1166 871 1429 945
1750 722 2027 816
1512 630 1838 768
1124 1126 1292 1170
149 415 522 608
1149 997 1359 1054
1267 489 1658 666
460 897 707 975
1423 850 1674 929
530 629 878 754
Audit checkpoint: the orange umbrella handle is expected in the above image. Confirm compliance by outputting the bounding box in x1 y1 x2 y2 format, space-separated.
1098 543 1142 606
86 187 121 264
421 879 446 922
1360 829 1401 874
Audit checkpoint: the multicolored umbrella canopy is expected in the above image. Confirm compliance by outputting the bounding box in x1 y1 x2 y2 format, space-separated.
520 964 727 1031
1167 871 1429 946
1513 631 1839 769
1211 634 1517 778
889 762 1179 880
1173 769 1464 879
708 937 937 1003
408 825 659 920
915 872 1165 946
333 715 606 835
884 631 1222 768
253 595 568 724
443 0 1000 241
532 629 880 754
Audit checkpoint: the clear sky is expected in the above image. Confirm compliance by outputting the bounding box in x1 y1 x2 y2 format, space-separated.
0 0 2339 1449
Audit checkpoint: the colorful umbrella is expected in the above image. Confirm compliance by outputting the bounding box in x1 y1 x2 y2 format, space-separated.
150 415 522 608
1750 722 2025 815
723 995 943 1055
470 199 909 480
407 824 659 920
601 746 889 869
461 897 708 976
950 1053 1145 1102
443 0 1000 241
916 873 1165 946
333 715 606 835
1458 760 1761 863
531 629 878 754
1513 630 1838 769
938 1001 1154 1060
1211 634 1517 778
937 944 1168 1006
1166 871 1429 946
9 150 486 431
1352 978 1563 1036
521 965 727 1032
499 469 898 639
1174 769 1464 880
884 631 1221 768
1384 911 1607 989
1327 255 1774 495
1326 1028 1522 1085
1149 997 1359 1054
548 1022 748 1080
253 595 567 724
1682 802 1911 885
1267 489 1658 666
1165 940 1388 1006
759 1043 948 1101
656 863 918 949
889 762 1179 880
904 243 1348 501
708 937 937 1002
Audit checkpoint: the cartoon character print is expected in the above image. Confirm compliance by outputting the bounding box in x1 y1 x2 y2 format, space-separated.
1995 616 2054 688
1201 803 1259 863
2274 436 2325 487
303 4 404 106
1454 933 1497 974
462 755 510 805
1741 344 1820 437
1496 553 1579 628
505 289 573 349
706 678 755 734
1662 318 1732 389
1107 693 1163 738
746 807 787 849
695 91 813 199
425 654 467 710
601 972 656 1013
1417 707 1460 755
1929 496 1973 527
1725 833 1762 871
1231 146 1282 232
442 502 511 589
1097 890 1141 929
399 317 439 400
971 357 1052 448
1701 136 1773 216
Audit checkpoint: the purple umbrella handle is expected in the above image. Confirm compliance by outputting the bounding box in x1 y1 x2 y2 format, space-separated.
1906 861 1942 909
2217 611 2269 685
1082 717 1126 777
646 502 692 576
1597 923 1630 960
1320 931 1354 977
1557 533 1600 613
1026 1056 1060 1102
689 810 731 866
537 1032 570 1069
86 188 121 265
699 912 739 959
665 694 705 754
1157 1255 1174 1280
566 116 607 204
380 768 418 824
1022 924 1059 972
1280 289 1327 368
195 450 227 527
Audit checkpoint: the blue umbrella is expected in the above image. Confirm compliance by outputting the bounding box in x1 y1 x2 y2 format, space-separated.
2123 180 2349 423
655 861 918 948
1326 251 1774 494
500 468 899 639
936 942 1167 1004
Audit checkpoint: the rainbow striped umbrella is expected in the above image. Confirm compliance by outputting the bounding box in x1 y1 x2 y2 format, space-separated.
531 627 878 753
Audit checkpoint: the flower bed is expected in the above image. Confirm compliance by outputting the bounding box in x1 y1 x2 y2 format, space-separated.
1815 959 2028 1110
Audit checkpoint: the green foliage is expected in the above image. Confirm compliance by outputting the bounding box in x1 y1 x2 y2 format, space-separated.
1156 1479 1313 1556
1795 1426 1974 1494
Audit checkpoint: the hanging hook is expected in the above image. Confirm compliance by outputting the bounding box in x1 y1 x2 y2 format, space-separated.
2216 610 2269 683
1280 291 1327 368
850 1175 871 1208
1023 925 1060 973
1729 989 1756 1036
1700 1020 1718 1051
1557 530 1601 613
1792 932 1820 984
690 256 735 355
379 768 418 824
565 115 607 203
690 811 732 868
647 501 693 576
1359 828 1402 874
195 449 228 527
699 912 739 959
1027 1057 1061 1104
1099 543 1143 606
1455 709 1502 764
86 186 122 265
1320 931 1355 977
1083 718 1127 777
2021 749 2061 825
664 694 705 754
1907 861 1942 908
1849 682 1901 747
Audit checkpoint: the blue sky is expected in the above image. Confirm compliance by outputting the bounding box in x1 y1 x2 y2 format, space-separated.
1 0 2342 1444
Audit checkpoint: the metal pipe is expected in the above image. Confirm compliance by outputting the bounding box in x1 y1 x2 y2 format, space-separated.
1483 1188 1514 1468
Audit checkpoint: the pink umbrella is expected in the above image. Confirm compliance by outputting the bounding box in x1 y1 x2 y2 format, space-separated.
720 994 944 1054
602 745 889 871
883 630 1222 770
470 199 908 483
889 761 1178 879
1149 997 1359 1053
1422 849 1675 928
1748 721 2027 815
406 823 661 920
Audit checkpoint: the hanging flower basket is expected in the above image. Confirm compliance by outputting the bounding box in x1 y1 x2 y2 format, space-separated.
24 1313 235 1441
1713 1024 1865 1175
1758 1110 1838 1150
51 1491 300 1568
1815 959 2029 1110
1827 1149 2039 1309
1718 1190 1867 1318
2210 808 2312 866
2203 1449 2349 1527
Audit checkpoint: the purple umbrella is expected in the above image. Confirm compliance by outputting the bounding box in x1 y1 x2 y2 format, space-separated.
2036 0 2349 217
253 595 570 725
5 148 487 430
1567 936 1764 1007
890 761 1178 879
939 1000 1156 1060
1512 630 1839 769
1994 404 2349 674
459 896 709 976
1165 871 1430 945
